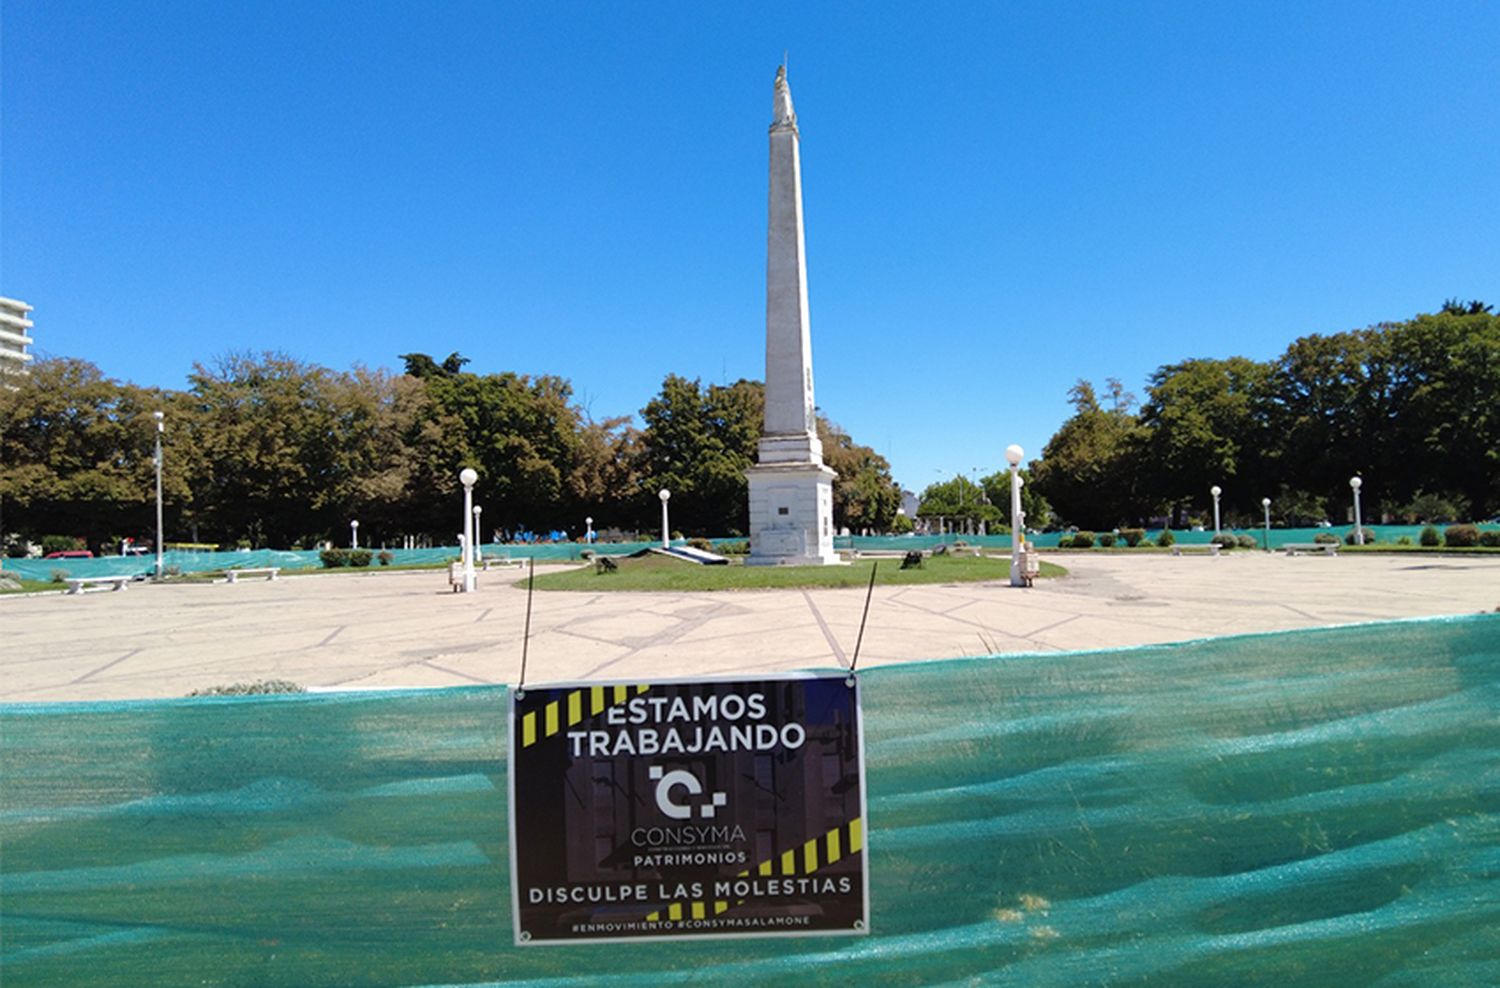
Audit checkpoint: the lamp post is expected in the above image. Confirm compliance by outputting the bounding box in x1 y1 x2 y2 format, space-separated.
473 505 483 561
1261 497 1272 551
658 489 671 549
585 516 594 544
459 467 478 593
1006 444 1026 587
153 410 165 580
1210 485 1222 536
350 519 359 550
1349 476 1364 544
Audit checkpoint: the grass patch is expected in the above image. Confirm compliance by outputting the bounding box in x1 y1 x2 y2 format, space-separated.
524 553 1066 592
0 575 63 594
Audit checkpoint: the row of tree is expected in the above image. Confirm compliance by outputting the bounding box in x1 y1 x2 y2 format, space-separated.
0 351 903 551
1022 302 1499 529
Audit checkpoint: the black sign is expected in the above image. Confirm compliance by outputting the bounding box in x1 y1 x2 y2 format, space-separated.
509 674 868 944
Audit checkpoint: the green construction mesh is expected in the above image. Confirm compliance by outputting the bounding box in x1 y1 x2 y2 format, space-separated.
3 614 1497 986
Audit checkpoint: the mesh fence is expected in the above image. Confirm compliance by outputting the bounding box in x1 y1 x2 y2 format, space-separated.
3 614 1497 986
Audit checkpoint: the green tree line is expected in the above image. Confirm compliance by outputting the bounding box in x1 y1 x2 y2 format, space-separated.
0 352 901 551
1028 302 1500 529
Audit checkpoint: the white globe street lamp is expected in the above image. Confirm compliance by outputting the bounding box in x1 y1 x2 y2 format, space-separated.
473 505 483 561
1349 476 1364 544
153 410 165 580
459 467 478 593
585 516 594 544
350 519 359 550
1005 444 1026 587
1261 497 1272 551
1210 485 1222 536
658 489 672 549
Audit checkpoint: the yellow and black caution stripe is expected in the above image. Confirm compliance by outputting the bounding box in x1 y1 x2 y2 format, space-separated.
645 816 863 923
520 683 650 748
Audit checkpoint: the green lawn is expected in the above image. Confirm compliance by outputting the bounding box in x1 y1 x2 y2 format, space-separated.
0 576 62 594
521 552 1066 591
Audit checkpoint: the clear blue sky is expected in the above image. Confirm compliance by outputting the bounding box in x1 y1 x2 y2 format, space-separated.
4 2 1497 494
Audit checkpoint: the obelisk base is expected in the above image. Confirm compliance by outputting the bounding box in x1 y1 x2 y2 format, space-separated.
746 462 840 566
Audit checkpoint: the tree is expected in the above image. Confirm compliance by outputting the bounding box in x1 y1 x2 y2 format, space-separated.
1029 380 1149 528
818 417 902 533
637 375 762 535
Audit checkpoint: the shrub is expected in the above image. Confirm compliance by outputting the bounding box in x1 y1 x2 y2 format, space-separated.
1056 535 1074 549
1344 528 1375 546
1236 534 1257 549
1119 528 1145 547
1479 530 1500 548
349 549 373 567
319 548 349 567
1397 535 1413 546
1071 531 1095 549
1211 533 1238 549
1314 532 1340 545
1097 533 1116 548
717 540 750 555
50 568 71 583
188 679 305 697
1420 526 1441 547
1444 524 1480 548
377 550 393 566
687 537 714 552
1156 529 1176 548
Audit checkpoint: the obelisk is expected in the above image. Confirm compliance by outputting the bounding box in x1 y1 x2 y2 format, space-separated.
746 65 839 566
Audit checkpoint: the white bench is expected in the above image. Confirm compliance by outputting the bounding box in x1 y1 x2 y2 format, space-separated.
1284 542 1338 557
66 576 132 595
1170 544 1222 557
226 567 280 583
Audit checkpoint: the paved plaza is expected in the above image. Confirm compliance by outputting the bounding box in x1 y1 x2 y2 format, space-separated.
4 552 1498 703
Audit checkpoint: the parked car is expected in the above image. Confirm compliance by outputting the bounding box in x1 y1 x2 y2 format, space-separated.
43 549 94 559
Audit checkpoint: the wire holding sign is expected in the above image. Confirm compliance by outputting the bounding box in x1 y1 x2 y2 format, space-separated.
508 673 869 944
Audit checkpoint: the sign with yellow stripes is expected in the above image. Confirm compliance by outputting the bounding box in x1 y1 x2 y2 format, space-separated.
509 674 868 944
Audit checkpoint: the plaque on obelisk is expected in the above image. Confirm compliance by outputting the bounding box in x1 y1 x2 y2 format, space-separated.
746 66 839 566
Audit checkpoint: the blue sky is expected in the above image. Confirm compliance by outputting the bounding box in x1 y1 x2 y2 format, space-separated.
4 2 1497 493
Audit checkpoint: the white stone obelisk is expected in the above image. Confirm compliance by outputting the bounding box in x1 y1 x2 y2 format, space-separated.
746 66 839 566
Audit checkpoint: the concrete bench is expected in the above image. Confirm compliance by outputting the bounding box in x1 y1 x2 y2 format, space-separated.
65 576 132 595
225 567 280 583
1284 542 1338 556
1170 544 1222 557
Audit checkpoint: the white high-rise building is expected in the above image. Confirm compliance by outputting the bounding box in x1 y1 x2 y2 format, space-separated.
0 297 35 379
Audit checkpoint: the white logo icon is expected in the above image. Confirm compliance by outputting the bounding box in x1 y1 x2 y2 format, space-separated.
650 765 727 820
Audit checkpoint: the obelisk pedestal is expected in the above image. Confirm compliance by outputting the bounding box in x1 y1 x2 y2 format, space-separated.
746 67 839 566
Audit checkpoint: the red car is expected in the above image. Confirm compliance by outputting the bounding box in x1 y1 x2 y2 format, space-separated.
43 549 94 559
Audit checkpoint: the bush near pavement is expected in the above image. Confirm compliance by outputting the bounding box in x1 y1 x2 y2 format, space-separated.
1444 525 1480 548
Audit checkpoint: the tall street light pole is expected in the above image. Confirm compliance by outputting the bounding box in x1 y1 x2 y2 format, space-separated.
659 489 671 549
1261 497 1272 551
153 410 165 580
585 516 594 544
1006 444 1026 587
1349 476 1364 544
1210 485 1222 536
459 467 478 593
473 505 483 561
350 519 359 550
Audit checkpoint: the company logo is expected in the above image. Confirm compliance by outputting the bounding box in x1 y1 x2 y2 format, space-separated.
649 765 726 820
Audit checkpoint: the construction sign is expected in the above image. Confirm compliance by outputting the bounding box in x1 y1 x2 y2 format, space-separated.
509 674 868 944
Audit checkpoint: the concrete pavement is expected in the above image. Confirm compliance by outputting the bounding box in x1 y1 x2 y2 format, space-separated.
4 552 1498 703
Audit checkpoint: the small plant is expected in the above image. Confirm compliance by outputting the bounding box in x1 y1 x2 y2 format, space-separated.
377 550 393 566
1097 532 1116 548
349 549 373 567
51 568 70 583
188 679 306 697
688 537 714 552
1056 535 1074 549
1156 529 1176 548
717 540 750 555
1120 528 1145 547
1211 533 1238 550
1479 531 1500 548
1344 528 1375 546
1236 534 1257 549
1444 524 1480 548
1314 532 1340 545
319 548 349 567
1071 531 1095 549
1397 535 1413 546
1420 526 1441 547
